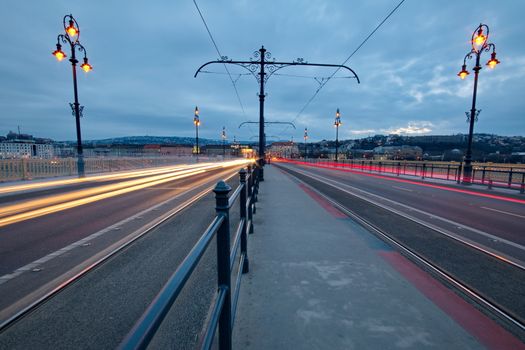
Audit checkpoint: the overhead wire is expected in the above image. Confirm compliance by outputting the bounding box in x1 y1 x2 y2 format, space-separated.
278 0 407 136
192 0 249 126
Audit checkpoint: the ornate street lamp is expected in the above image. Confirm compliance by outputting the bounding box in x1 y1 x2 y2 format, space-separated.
458 23 500 183
334 108 342 162
303 128 308 160
194 106 200 157
52 14 93 177
221 126 227 157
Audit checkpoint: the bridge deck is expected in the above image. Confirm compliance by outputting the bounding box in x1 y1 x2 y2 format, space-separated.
234 164 523 349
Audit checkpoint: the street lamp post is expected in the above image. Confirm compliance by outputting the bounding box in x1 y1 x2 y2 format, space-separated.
303 128 308 160
52 14 93 178
334 108 342 162
458 23 500 183
222 126 227 157
194 106 200 158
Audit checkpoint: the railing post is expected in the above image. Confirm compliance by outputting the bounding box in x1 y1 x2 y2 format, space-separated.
457 163 462 184
481 166 486 184
21 158 29 180
520 173 524 194
247 165 254 234
421 163 426 179
239 169 250 273
508 168 513 188
214 181 232 350
258 158 264 182
447 164 450 180
252 165 259 214
397 162 401 176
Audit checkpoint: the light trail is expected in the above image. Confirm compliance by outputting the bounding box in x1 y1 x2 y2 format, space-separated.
281 159 525 205
1 166 212 218
0 162 218 195
0 159 250 228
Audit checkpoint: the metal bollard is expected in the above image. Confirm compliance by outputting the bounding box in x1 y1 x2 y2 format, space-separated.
520 173 525 194
214 181 232 350
239 169 250 273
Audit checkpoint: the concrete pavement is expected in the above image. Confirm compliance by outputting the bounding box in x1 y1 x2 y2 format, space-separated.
233 165 524 349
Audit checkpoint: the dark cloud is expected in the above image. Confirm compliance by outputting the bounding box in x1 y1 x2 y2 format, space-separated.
0 0 523 142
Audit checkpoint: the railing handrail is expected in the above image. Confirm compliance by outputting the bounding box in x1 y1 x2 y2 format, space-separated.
119 164 260 350
291 158 525 192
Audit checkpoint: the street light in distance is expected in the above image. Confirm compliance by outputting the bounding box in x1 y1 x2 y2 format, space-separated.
334 109 342 162
194 106 201 158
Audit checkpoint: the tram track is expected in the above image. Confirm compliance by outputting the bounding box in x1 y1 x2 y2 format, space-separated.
276 163 525 339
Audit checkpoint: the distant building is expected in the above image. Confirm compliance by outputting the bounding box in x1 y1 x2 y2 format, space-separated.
0 141 54 159
373 145 423 160
203 144 233 157
268 141 299 158
160 145 193 157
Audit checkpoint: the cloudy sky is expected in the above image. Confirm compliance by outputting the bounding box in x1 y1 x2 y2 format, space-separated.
0 0 524 142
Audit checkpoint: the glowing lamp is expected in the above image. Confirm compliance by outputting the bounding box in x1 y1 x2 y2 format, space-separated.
80 58 92 72
66 20 78 37
486 52 500 69
194 106 199 116
473 28 486 47
52 44 66 61
457 64 469 79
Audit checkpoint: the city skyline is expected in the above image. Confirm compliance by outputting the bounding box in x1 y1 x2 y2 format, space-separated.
1 1 524 142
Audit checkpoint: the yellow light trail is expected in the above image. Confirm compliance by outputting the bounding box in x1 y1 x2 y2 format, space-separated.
0 163 200 195
1 166 211 218
0 159 250 228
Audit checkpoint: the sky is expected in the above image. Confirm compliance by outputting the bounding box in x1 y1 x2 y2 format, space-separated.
0 0 524 142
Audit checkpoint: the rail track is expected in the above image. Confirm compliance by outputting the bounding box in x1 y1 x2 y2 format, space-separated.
277 163 525 338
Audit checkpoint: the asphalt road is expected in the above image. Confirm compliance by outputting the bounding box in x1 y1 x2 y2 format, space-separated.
0 170 244 349
276 162 525 334
0 161 247 329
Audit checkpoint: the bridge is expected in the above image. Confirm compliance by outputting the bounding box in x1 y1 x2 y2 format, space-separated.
0 159 524 349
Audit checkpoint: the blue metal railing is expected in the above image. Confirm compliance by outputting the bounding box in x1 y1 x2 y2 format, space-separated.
119 164 260 350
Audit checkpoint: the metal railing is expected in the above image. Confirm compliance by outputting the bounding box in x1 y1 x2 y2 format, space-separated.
119 164 260 350
291 158 525 193
0 157 203 182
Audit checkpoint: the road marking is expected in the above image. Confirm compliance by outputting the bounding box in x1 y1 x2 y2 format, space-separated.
481 206 525 219
0 168 240 286
392 185 413 192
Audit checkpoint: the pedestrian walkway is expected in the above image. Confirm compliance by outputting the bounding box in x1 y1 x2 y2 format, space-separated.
233 165 524 349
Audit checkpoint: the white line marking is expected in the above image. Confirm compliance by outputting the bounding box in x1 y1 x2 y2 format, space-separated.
0 169 237 285
392 185 413 192
481 206 525 219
